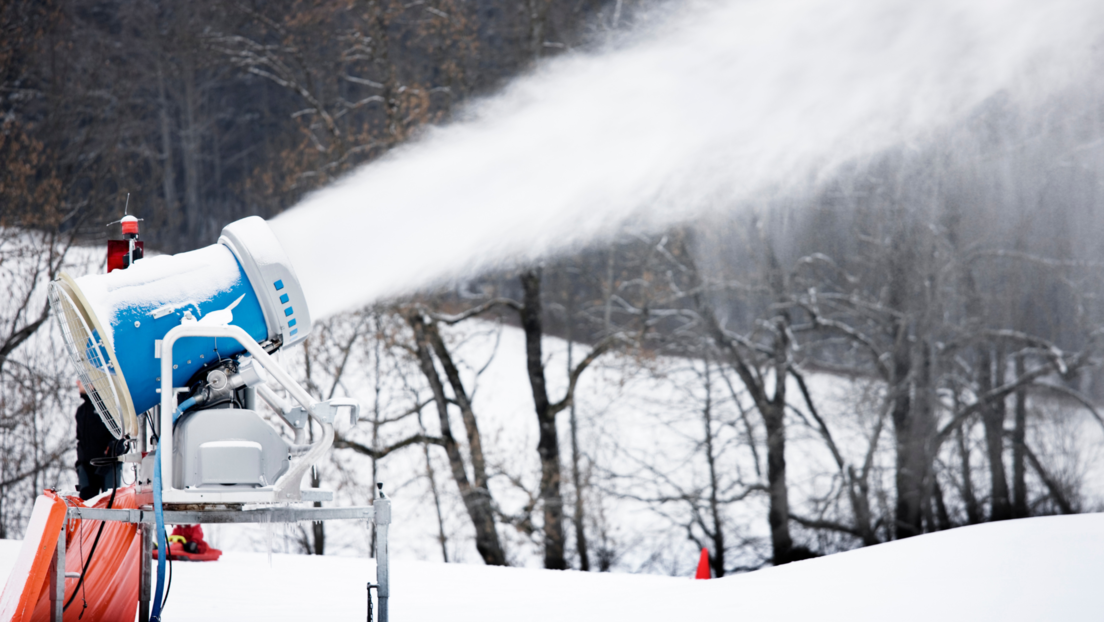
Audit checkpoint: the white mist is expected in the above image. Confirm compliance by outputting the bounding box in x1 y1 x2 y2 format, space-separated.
270 0 1103 317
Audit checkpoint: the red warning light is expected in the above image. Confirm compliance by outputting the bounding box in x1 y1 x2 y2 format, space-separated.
120 215 140 235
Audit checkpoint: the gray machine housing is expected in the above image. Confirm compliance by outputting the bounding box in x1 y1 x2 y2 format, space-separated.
172 408 291 489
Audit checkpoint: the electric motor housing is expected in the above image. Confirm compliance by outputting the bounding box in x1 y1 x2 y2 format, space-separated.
172 408 292 489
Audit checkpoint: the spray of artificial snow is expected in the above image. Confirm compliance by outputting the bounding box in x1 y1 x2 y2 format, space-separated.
270 0 1103 318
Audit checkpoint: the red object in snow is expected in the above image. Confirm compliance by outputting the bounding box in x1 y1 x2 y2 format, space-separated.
170 524 209 554
152 543 222 563
695 548 711 579
153 524 222 562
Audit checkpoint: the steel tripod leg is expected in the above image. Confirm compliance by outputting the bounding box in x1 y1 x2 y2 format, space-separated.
49 526 65 622
140 521 153 622
375 497 390 622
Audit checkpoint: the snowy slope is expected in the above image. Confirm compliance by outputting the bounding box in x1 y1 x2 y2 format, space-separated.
2 512 1101 621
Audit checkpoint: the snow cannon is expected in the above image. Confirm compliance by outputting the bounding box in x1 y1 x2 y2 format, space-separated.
49 216 354 505
49 216 311 439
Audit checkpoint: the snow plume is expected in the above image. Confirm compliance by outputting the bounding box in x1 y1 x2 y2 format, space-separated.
271 0 1103 318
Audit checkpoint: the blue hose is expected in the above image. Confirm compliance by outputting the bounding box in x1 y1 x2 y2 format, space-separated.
151 396 196 622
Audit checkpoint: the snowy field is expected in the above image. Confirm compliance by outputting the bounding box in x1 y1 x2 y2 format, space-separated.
3 512 1103 621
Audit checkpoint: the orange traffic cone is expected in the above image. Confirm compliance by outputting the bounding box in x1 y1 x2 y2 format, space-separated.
694 548 711 579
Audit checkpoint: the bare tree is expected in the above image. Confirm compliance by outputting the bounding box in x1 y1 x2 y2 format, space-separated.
518 268 620 569
403 308 507 565
0 230 94 537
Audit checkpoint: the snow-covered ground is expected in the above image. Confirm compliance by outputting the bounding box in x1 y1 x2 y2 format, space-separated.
4 511 1103 621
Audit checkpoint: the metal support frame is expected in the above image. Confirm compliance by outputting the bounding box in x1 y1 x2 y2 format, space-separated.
56 498 390 622
156 324 337 505
140 522 153 622
49 527 64 622
375 497 390 622
51 320 383 621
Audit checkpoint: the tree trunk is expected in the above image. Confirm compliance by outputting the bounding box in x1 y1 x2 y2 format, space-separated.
1012 354 1029 518
980 347 1012 521
957 424 981 525
762 399 793 563
890 337 922 538
893 338 939 539
520 269 568 570
700 313 792 561
691 231 793 564
422 429 450 563
527 0 549 62
407 312 506 565
931 479 952 531
156 63 177 215
181 58 201 244
847 465 878 545
566 338 590 571
423 321 494 502
702 361 726 577
886 246 936 540
366 0 402 147
370 326 382 557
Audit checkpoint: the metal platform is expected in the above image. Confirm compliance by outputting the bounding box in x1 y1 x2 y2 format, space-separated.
49 498 390 622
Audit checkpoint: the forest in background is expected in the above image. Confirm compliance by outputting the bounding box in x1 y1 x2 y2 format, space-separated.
4 0 1104 575
2 0 642 247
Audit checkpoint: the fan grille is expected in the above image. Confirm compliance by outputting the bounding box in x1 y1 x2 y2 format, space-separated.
49 277 129 439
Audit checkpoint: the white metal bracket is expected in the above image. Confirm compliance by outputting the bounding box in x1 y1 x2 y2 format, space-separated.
156 324 345 504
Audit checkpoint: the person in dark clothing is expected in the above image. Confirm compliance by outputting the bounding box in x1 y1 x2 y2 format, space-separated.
75 380 123 500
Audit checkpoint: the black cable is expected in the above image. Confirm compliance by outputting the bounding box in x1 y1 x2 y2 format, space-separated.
145 411 159 443
199 396 239 411
76 511 86 617
161 528 173 612
63 485 118 611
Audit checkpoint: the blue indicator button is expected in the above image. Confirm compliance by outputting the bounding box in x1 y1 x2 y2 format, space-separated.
288 319 297 328
274 280 284 290
279 293 290 304
290 328 299 336
284 307 294 317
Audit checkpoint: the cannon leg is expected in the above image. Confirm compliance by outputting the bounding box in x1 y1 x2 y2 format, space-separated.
140 521 153 622
49 526 66 622
375 496 390 622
